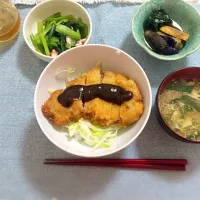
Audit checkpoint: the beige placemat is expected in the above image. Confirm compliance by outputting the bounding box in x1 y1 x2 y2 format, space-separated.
14 0 200 5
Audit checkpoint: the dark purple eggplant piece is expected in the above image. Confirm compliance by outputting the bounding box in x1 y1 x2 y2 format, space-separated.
144 30 168 51
157 31 184 50
144 30 179 55
160 46 179 55
162 35 176 47
157 31 179 48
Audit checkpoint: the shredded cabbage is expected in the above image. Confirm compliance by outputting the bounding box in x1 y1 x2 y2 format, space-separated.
48 68 75 94
64 119 121 149
55 68 75 86
48 88 55 94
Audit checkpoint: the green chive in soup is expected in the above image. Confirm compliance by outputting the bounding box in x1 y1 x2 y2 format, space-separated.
159 79 200 141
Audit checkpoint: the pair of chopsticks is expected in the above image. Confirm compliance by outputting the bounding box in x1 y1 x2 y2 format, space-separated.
44 158 188 171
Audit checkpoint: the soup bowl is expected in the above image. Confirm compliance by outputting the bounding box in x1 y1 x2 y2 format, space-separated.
156 67 200 143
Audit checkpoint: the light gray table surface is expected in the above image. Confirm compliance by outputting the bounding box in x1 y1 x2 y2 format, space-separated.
1 2 200 200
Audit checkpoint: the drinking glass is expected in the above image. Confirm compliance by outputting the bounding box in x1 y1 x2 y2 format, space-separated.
0 0 20 42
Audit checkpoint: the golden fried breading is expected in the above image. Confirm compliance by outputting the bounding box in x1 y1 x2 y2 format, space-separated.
67 74 86 87
103 71 121 124
94 71 120 125
66 75 86 120
42 76 87 125
120 100 144 126
116 73 144 126
83 66 102 119
42 90 72 126
42 66 144 127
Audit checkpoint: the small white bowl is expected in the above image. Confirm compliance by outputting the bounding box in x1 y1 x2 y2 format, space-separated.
23 0 92 62
34 45 152 157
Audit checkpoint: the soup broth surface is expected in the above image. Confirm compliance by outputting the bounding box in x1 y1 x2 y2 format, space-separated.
159 79 200 141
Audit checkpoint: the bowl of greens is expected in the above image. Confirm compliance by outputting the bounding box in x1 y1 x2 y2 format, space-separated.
23 0 92 62
132 0 200 60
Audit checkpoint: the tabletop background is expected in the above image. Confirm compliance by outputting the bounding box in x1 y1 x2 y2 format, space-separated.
1 3 200 200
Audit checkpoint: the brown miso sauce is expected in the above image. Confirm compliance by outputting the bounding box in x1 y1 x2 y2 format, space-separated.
58 84 133 108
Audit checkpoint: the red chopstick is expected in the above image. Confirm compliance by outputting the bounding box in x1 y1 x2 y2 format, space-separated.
44 162 185 171
44 158 187 171
44 158 188 165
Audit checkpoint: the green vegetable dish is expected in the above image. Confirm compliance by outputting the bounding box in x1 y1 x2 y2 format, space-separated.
30 12 88 57
159 79 200 141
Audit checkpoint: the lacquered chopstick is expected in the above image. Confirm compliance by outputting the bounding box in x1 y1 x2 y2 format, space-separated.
43 162 186 171
44 158 188 165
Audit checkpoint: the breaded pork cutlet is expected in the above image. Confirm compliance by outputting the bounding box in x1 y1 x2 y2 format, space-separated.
42 89 71 126
66 75 86 121
42 73 86 125
42 66 144 127
94 71 121 125
83 66 102 119
116 73 144 126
